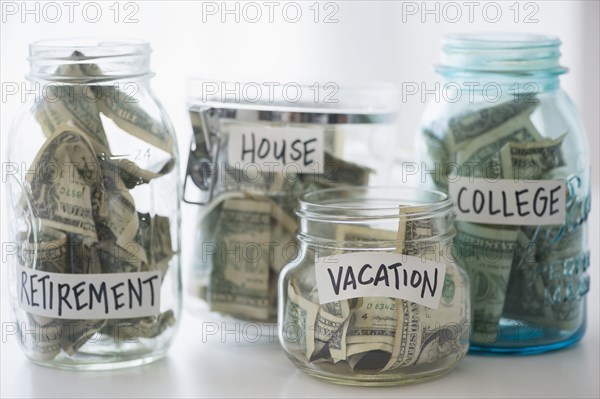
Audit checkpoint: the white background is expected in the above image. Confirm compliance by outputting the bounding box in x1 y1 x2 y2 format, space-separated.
1 1 599 398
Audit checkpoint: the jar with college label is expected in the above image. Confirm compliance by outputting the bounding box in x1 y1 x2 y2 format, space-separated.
418 33 591 353
278 187 470 385
184 82 397 333
5 39 181 369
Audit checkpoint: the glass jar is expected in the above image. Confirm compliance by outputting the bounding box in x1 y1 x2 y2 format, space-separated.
183 82 397 332
278 187 470 386
418 33 590 353
5 39 181 369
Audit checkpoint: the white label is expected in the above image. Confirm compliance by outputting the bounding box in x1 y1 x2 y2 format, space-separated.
17 265 161 320
449 178 566 226
227 125 324 173
315 252 446 309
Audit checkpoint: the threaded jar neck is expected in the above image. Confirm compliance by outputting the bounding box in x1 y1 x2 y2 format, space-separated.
297 187 455 250
28 38 153 84
436 33 567 89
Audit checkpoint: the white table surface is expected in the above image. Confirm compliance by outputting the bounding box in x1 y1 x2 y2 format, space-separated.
2 190 599 399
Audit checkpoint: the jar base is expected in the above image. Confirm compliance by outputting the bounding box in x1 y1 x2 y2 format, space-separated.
285 349 465 387
295 362 459 386
28 349 168 371
469 319 586 355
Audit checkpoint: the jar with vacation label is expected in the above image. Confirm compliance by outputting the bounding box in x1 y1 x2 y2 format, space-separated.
5 39 181 369
278 187 470 385
183 81 397 334
418 33 591 353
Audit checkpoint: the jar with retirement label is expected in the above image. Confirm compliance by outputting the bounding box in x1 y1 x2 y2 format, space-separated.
278 187 470 385
5 39 181 369
418 33 591 353
184 81 397 332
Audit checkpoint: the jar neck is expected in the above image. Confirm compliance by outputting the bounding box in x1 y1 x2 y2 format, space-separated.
28 39 153 84
436 33 567 92
297 187 455 251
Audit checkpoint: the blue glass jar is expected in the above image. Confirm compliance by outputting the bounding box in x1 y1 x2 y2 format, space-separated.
418 33 591 354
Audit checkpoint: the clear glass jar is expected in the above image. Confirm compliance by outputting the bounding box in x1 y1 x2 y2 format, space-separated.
278 187 470 386
5 39 181 369
418 33 590 353
183 82 397 332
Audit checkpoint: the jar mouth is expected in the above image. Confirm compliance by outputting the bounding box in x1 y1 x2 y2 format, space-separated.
297 186 454 222
28 38 153 83
437 32 567 77
29 38 151 58
188 79 398 121
443 33 561 50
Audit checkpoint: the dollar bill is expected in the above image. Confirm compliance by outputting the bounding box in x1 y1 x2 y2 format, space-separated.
383 264 469 371
346 298 397 359
22 313 63 361
284 280 319 358
312 300 351 363
95 161 139 250
208 198 272 320
454 222 518 334
17 226 68 360
34 52 110 152
93 85 174 155
61 319 108 356
103 310 176 340
446 99 538 150
18 226 69 275
396 206 443 257
500 134 566 179
455 114 542 176
504 224 587 332
28 127 101 240
383 210 468 371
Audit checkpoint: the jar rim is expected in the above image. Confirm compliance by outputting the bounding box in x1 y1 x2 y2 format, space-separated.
27 38 153 83
442 32 561 49
29 38 151 59
297 186 454 222
438 32 567 78
188 79 398 117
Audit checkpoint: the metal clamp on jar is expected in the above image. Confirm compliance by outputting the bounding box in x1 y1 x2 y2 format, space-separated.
183 82 397 332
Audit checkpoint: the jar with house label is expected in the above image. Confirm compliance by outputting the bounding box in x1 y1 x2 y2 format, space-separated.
183 81 397 332
5 39 181 369
418 33 590 353
278 187 470 385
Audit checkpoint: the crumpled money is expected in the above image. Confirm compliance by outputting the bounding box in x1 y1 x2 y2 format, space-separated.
281 216 470 376
188 118 374 322
422 96 589 343
16 51 177 361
